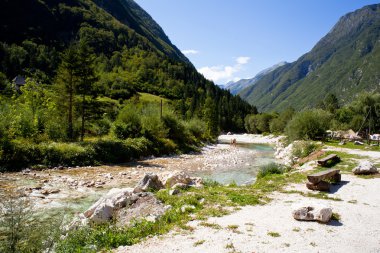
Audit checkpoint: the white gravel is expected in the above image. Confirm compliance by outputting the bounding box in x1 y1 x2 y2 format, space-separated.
218 134 283 144
115 137 380 253
117 174 380 253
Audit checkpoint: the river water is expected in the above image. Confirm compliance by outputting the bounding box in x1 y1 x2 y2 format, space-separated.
0 139 276 215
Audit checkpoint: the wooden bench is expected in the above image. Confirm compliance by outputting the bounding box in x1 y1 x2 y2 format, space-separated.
306 169 341 191
317 154 340 167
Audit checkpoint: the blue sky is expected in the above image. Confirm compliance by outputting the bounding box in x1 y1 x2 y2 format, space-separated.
135 0 379 84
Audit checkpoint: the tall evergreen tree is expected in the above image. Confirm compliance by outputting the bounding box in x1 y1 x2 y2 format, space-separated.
55 44 80 140
76 41 97 141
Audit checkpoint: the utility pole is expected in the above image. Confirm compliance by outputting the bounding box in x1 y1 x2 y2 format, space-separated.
368 106 372 145
160 99 163 119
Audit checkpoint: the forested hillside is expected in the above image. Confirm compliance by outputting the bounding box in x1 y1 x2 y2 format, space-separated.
239 4 380 112
0 0 255 171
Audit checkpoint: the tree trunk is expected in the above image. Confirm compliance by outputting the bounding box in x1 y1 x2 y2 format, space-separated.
81 93 85 141
68 72 73 140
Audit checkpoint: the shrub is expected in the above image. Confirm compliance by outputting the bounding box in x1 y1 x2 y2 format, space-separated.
292 141 320 158
0 190 62 253
162 114 188 145
112 105 142 139
285 109 332 141
257 163 289 179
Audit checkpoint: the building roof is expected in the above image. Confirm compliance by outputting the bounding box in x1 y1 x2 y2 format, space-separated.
12 75 26 86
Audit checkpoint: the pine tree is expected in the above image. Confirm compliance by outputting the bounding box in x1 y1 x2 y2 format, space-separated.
76 41 97 141
55 45 80 140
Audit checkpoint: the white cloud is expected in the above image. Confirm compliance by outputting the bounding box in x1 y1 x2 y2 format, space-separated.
236 56 250 65
182 49 199 55
198 56 251 83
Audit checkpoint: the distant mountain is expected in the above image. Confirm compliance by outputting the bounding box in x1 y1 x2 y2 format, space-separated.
239 4 380 111
223 61 287 95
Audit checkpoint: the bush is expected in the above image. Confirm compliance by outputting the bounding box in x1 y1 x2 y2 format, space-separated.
41 142 96 167
183 118 208 141
285 109 332 141
162 114 187 145
0 190 62 253
112 105 142 139
257 163 289 179
292 141 320 158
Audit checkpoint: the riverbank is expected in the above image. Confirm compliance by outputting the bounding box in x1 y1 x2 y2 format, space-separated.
0 138 275 212
118 172 380 253
112 138 380 253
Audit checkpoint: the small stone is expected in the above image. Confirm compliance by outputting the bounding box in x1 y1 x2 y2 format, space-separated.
292 206 332 223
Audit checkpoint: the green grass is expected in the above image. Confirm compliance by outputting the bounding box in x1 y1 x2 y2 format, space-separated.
331 212 341 221
193 240 205 247
138 92 170 104
325 140 380 151
199 222 222 230
282 190 343 201
267 231 281 237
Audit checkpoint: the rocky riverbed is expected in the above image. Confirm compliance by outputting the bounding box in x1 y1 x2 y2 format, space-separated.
0 135 281 215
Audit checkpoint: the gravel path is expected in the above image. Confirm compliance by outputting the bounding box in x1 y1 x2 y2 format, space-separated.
117 174 380 253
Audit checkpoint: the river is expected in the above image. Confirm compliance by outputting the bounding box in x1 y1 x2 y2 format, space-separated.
0 135 277 216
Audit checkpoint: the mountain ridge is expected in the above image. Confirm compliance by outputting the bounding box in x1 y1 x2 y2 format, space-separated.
239 4 380 111
223 61 287 95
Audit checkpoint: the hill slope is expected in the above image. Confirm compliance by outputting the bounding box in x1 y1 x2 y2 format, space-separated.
239 4 380 111
0 0 254 132
224 61 287 95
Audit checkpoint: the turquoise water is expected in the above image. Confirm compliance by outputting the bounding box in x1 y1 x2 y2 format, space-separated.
194 143 275 185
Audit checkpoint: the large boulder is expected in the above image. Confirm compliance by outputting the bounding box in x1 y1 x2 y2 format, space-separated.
352 161 378 175
162 171 204 188
133 173 164 193
116 192 168 226
292 206 332 223
84 188 137 224
162 171 192 188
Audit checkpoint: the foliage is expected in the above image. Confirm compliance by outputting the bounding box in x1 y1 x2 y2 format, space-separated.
244 113 274 134
257 163 289 179
0 190 63 253
285 109 332 141
292 141 320 158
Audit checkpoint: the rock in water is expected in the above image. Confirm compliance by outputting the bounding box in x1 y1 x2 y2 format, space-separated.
292 206 332 223
352 161 378 175
133 173 164 193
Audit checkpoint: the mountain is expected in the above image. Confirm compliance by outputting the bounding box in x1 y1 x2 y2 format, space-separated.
239 4 380 112
223 61 287 95
0 0 254 132
0 0 187 63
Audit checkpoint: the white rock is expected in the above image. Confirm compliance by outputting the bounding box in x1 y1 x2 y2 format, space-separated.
162 171 192 187
90 202 114 224
84 188 135 220
292 206 332 223
314 207 333 223
352 161 378 175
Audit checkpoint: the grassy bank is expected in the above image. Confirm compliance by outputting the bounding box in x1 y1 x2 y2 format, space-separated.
0 134 210 172
56 165 305 252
